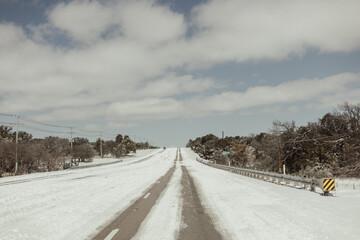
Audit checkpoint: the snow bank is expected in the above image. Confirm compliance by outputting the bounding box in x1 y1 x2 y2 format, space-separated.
0 148 176 240
132 161 183 240
336 178 360 192
0 149 161 184
77 149 160 167
181 148 360 240
2 147 359 240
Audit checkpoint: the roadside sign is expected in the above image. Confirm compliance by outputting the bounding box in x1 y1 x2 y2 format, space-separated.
222 151 230 155
322 178 336 191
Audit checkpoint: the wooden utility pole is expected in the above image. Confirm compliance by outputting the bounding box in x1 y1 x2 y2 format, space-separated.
70 127 74 151
278 140 282 173
100 131 103 158
15 115 19 174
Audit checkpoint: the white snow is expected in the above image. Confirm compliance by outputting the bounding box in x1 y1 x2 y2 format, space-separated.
0 148 176 240
181 148 360 240
1 147 360 240
0 149 161 184
336 178 360 192
77 149 160 167
132 161 183 240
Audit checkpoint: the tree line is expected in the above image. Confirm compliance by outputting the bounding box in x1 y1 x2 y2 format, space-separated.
0 128 152 177
187 102 360 178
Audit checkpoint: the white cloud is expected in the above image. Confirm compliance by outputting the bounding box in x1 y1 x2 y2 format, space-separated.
0 23 25 47
309 88 360 110
106 122 138 129
103 73 360 121
32 105 107 122
138 73 216 98
193 72 360 114
83 123 101 131
117 0 186 44
0 0 360 128
185 0 360 67
46 0 186 45
107 98 183 121
48 0 113 43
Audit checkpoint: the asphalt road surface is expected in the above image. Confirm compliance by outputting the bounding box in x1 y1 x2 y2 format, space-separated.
179 165 222 240
2 148 359 240
93 149 222 240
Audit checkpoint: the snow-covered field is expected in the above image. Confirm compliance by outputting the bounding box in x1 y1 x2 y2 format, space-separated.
0 148 175 240
77 149 160 167
182 149 360 240
1 147 359 240
336 178 360 192
0 149 161 183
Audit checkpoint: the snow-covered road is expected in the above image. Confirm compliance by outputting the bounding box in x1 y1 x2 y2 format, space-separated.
0 149 175 240
181 149 360 240
1 148 359 240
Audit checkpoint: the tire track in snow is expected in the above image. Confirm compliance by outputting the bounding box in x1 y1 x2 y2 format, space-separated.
92 148 179 240
179 150 223 240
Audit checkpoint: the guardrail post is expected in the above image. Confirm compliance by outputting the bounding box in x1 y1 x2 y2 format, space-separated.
197 155 320 194
310 179 316 192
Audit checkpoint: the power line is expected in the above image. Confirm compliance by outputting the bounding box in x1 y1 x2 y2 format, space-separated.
20 116 70 129
0 113 17 117
21 124 70 134
1 112 154 144
0 121 19 126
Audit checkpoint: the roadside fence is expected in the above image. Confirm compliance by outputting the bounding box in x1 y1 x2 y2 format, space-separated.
196 157 325 193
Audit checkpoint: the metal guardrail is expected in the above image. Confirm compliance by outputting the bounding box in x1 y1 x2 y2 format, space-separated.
196 157 322 192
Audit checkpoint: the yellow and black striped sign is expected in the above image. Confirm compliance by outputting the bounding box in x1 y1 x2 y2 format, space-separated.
322 178 336 191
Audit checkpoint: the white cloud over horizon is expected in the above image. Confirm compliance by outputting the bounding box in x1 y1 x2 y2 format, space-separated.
33 72 358 122
0 0 360 129
48 0 114 43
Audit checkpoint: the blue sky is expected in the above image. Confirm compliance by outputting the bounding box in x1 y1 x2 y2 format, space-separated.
0 0 359 147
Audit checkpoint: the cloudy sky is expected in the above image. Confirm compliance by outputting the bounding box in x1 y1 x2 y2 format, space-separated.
0 0 359 146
